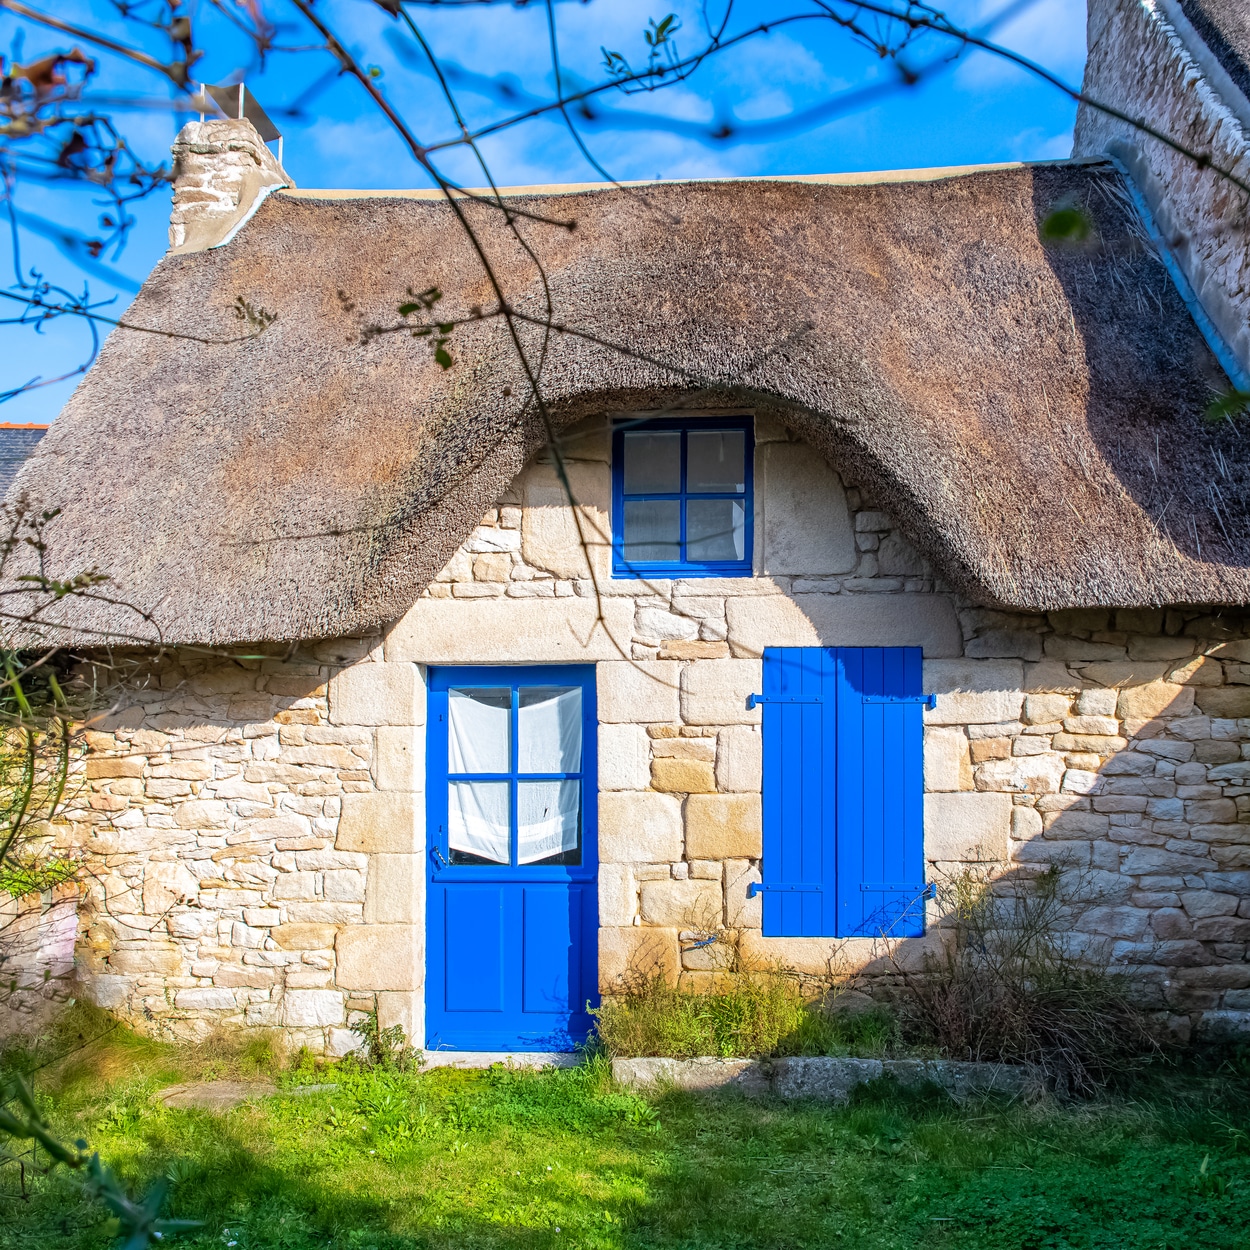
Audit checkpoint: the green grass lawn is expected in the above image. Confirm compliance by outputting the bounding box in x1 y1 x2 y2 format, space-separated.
3 1014 1250 1250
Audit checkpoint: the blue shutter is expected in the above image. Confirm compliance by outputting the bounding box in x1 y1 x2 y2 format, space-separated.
759 647 927 939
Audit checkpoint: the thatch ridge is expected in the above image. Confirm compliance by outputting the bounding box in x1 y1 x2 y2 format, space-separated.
10 162 1249 646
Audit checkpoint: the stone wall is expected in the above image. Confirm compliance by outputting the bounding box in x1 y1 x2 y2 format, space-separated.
64 415 1250 1047
1074 0 1250 378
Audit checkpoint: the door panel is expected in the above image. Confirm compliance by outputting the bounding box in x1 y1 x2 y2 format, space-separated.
443 886 505 1013
426 665 598 1052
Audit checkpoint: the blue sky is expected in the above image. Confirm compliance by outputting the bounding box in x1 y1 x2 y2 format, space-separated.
2 0 1087 423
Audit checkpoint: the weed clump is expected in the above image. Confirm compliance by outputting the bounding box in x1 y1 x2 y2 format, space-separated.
592 967 897 1059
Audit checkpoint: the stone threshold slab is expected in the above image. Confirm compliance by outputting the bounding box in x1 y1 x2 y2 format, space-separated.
421 1051 580 1070
612 1056 1040 1102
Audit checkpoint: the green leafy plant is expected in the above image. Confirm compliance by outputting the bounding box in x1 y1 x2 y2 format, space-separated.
349 1011 420 1071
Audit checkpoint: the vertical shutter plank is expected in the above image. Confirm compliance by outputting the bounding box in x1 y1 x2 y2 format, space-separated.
799 648 824 936
834 647 863 938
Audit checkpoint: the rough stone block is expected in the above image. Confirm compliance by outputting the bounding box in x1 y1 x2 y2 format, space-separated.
685 794 762 858
597 660 681 723
329 662 424 726
925 791 1011 860
599 925 680 989
1117 681 1193 722
173 800 229 829
1011 805 1043 840
388 596 634 663
1196 687 1250 718
639 878 722 927
174 987 236 1011
924 727 973 792
716 725 762 792
519 461 611 579
281 989 345 1027
637 607 699 642
726 593 962 659
364 854 423 924
323 870 366 902
756 442 856 575
598 723 651 791
772 1057 884 1100
1064 715 1121 736
651 757 716 793
142 862 200 913
679 659 762 725
599 863 636 926
109 946 182 974
336 793 419 854
377 990 423 1045
599 791 683 862
1082 661 1167 688
374 726 422 792
335 924 422 991
923 660 1025 726
975 753 1066 794
1024 693 1071 724
725 858 762 928
272 922 338 950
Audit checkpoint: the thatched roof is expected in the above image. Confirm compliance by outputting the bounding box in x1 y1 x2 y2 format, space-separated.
11 160 1250 646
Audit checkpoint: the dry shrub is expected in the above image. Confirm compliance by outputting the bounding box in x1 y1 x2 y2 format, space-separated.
892 863 1157 1096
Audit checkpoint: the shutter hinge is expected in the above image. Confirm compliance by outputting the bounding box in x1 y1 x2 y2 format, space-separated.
747 882 823 897
861 694 937 709
859 882 934 896
746 694 823 708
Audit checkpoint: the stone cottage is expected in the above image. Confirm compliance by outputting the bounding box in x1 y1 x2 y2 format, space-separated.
8 0 1250 1054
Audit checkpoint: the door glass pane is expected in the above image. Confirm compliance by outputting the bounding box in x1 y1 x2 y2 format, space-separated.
518 687 582 773
687 430 745 493
448 687 510 773
448 780 510 864
622 431 680 494
687 498 745 561
518 779 581 865
623 500 680 563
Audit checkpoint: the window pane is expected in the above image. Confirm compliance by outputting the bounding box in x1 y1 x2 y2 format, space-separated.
687 498 745 562
623 500 680 563
448 687 510 773
448 780 510 864
622 431 680 494
518 687 582 773
518 779 581 865
687 430 745 493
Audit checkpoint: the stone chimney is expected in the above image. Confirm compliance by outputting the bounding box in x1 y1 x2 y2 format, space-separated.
1074 0 1250 385
168 117 292 254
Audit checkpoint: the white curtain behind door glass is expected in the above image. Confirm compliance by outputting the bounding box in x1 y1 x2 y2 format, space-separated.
517 779 580 863
448 688 510 773
448 780 510 863
518 687 581 773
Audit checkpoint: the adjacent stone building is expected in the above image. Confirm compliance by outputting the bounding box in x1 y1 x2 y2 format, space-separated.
10 0 1250 1051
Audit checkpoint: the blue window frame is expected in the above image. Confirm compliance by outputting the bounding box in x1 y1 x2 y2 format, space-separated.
611 416 754 578
428 665 598 876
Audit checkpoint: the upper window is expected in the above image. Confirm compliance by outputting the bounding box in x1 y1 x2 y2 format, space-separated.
611 417 754 578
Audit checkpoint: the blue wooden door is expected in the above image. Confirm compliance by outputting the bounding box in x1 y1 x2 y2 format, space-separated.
426 666 598 1051
758 647 928 939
